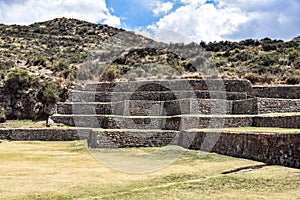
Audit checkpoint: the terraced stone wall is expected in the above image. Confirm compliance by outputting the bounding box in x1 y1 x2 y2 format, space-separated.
253 115 300 128
257 98 300 113
185 131 300 168
0 128 90 141
1 127 299 168
231 98 258 114
88 130 179 148
75 79 253 93
253 85 300 99
52 115 255 129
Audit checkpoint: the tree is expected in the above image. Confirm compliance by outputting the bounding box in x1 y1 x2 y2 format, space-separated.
3 68 37 119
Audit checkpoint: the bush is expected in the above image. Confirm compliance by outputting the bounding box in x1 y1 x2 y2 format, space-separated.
102 67 120 81
39 82 62 104
288 50 300 62
4 68 35 93
52 60 69 72
284 76 300 85
243 73 273 84
262 43 277 51
27 55 47 67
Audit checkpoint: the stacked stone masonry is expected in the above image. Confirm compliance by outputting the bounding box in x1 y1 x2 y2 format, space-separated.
186 131 300 169
43 79 300 168
1 127 298 168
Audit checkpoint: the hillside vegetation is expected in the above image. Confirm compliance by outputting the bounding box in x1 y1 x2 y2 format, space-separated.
1 18 300 85
0 18 300 120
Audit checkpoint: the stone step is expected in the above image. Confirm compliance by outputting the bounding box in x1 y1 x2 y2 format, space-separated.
253 85 300 99
88 129 180 148
52 114 300 129
57 99 234 115
69 90 248 102
253 115 300 128
74 79 252 93
51 114 253 129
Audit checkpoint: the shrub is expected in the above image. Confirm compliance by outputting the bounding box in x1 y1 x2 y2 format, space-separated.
102 67 120 81
53 60 69 72
0 60 14 71
262 43 277 51
288 50 300 62
284 76 300 85
4 68 35 93
62 67 76 80
27 55 47 67
243 73 274 84
39 82 62 104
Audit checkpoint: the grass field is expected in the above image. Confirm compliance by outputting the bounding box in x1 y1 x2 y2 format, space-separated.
0 140 299 200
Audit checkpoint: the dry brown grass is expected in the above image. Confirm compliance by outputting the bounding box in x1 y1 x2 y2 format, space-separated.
0 140 299 199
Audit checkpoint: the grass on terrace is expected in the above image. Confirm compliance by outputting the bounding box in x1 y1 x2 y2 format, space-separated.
223 127 300 132
0 120 70 129
0 140 299 200
189 127 300 133
2 119 300 134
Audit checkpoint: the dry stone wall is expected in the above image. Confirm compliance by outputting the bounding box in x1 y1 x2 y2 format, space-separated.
3 79 299 168
0 128 90 141
0 127 299 168
88 130 179 148
257 98 300 113
75 79 253 93
58 99 233 116
253 115 300 128
253 85 300 99
185 131 300 168
231 98 258 114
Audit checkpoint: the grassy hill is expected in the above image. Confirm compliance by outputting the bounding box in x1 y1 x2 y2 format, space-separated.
0 18 300 85
0 18 300 120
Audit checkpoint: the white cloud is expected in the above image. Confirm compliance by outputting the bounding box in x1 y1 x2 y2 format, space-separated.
0 0 121 26
135 27 194 44
151 1 174 16
150 0 300 42
152 2 248 42
218 0 300 40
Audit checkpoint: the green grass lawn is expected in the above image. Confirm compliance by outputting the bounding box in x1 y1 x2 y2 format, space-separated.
0 141 299 199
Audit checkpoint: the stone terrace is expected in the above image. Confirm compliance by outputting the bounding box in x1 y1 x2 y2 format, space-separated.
51 79 300 148
8 78 298 168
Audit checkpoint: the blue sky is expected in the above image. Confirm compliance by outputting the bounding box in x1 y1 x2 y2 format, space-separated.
0 0 300 42
105 0 218 29
105 0 182 29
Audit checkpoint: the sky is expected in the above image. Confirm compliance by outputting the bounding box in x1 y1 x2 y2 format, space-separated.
0 0 300 42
